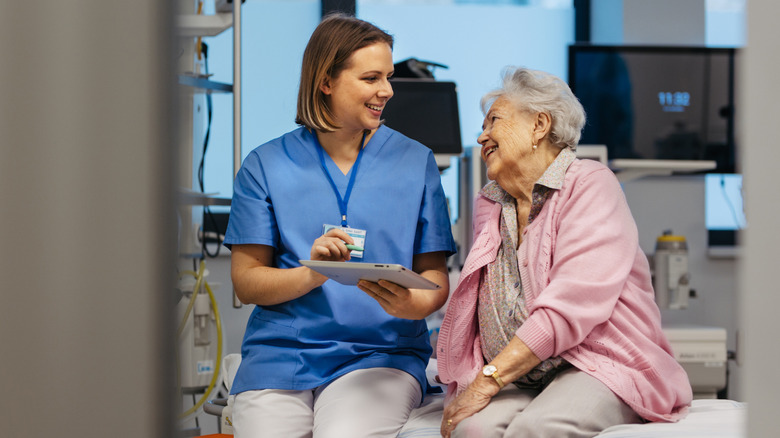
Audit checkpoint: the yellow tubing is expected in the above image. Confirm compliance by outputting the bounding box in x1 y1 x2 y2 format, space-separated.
175 266 204 393
177 261 224 420
177 263 205 339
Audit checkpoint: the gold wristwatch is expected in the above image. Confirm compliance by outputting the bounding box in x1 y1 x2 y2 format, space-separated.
482 364 505 388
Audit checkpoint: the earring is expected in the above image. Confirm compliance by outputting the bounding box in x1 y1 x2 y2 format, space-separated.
532 143 538 150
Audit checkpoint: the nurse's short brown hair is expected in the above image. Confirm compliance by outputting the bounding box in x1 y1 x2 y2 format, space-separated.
295 13 394 132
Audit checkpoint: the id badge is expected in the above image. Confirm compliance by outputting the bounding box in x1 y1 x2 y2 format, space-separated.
323 224 366 259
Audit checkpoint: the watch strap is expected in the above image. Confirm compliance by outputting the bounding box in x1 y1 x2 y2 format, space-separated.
490 370 505 388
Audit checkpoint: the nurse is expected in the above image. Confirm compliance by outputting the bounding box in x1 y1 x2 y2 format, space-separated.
223 13 456 438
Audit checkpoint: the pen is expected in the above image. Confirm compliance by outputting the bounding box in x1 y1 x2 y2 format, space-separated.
345 244 364 251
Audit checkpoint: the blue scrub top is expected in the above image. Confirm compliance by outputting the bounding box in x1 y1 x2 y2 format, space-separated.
224 125 456 396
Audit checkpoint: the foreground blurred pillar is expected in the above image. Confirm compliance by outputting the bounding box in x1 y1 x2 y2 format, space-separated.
0 2 177 437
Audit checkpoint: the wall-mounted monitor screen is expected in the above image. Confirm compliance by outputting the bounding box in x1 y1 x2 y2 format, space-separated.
705 173 745 256
382 79 463 162
568 45 738 173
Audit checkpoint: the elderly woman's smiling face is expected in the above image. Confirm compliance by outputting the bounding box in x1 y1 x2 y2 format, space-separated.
478 97 540 189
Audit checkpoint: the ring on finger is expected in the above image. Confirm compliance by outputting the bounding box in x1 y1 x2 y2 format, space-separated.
447 419 453 426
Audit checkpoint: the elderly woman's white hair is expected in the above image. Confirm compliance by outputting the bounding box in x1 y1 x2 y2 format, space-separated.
481 66 586 150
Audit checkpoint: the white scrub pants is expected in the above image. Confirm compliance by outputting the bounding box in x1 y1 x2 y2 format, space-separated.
451 367 643 438
232 367 422 438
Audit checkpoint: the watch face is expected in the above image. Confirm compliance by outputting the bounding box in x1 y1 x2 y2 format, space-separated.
483 364 497 376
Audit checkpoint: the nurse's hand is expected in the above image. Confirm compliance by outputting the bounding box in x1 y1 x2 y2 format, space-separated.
357 279 417 319
310 228 355 261
358 252 450 320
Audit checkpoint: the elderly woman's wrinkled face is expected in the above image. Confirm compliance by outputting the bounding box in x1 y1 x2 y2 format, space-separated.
478 97 538 184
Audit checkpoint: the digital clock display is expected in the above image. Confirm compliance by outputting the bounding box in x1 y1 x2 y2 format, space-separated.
658 91 690 112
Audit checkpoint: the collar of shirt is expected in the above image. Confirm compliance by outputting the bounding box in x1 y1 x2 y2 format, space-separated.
536 147 577 189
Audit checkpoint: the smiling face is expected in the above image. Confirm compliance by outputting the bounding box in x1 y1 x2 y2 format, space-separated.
320 42 394 135
478 97 542 191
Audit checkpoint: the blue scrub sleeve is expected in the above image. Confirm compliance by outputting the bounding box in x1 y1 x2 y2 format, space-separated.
223 151 278 249
414 152 456 257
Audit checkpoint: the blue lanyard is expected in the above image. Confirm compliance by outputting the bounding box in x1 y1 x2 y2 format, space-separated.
316 131 367 227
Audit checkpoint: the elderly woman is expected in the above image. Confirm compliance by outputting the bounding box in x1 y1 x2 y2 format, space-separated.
436 67 692 438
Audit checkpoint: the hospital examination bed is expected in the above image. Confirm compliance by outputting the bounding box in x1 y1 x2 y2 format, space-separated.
207 355 746 437
398 359 746 437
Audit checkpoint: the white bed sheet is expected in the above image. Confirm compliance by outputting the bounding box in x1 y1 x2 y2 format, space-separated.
596 399 746 438
398 360 747 438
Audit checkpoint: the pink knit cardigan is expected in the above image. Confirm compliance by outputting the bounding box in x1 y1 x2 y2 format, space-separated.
437 159 691 422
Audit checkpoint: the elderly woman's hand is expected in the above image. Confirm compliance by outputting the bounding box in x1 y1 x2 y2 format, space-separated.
440 378 499 438
440 338 541 436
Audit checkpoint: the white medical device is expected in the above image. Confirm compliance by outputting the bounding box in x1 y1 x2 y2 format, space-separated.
176 261 225 426
177 285 218 390
653 231 691 309
663 326 728 399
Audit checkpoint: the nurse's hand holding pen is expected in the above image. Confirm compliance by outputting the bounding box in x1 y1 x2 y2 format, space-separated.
310 228 356 261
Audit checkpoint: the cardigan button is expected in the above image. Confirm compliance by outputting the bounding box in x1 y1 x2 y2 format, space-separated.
523 260 528 267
